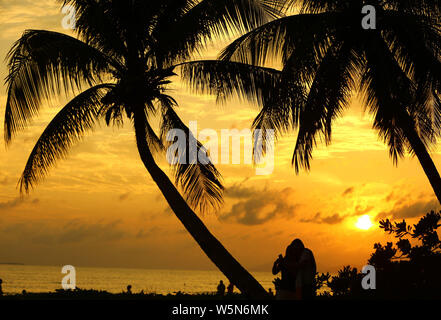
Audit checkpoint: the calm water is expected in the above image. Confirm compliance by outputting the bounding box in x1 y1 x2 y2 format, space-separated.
0 265 276 294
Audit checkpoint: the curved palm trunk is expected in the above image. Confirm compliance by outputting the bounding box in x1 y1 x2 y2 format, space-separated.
400 111 441 204
133 111 268 299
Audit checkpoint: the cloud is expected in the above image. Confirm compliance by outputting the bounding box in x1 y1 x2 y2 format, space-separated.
1 219 127 244
135 226 161 239
0 197 24 210
118 192 130 201
225 184 256 199
342 187 354 197
0 0 64 40
300 212 346 225
385 191 395 202
376 199 440 220
58 219 125 243
0 197 39 211
353 204 374 217
221 186 300 225
0 173 8 185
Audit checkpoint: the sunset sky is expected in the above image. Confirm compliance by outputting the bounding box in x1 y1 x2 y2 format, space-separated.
0 0 440 274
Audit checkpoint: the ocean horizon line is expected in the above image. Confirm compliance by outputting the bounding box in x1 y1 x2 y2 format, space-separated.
0 263 274 274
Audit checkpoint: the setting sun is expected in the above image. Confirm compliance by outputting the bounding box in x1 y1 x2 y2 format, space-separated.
355 215 374 230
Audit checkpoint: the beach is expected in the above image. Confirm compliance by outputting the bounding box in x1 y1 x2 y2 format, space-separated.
0 264 275 295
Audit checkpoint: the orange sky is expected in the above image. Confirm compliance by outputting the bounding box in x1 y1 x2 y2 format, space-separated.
0 0 440 274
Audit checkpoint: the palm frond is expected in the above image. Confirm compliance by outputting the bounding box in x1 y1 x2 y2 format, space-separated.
60 0 129 62
153 0 282 65
433 91 441 134
295 0 345 14
384 0 441 16
19 84 114 193
180 60 295 163
361 31 441 164
219 12 340 66
179 60 282 105
248 10 342 156
159 94 224 213
381 11 441 93
144 109 165 155
4 30 113 143
251 71 305 160
292 42 359 172
360 34 416 163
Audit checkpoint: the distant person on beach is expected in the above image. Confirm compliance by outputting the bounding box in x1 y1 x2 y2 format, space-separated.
227 282 234 295
217 280 225 296
0 279 3 296
273 239 316 300
126 284 132 294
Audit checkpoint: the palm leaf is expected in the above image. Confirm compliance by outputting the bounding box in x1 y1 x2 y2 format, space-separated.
219 12 340 67
179 60 282 105
360 34 416 163
159 94 224 213
385 0 441 15
292 42 360 172
4 30 113 143
60 0 136 63
153 0 282 65
19 84 114 193
381 11 441 92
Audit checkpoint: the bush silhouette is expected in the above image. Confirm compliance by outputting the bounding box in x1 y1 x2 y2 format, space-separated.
321 210 441 299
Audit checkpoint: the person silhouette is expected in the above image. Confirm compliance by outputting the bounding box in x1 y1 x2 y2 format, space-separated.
289 239 316 300
272 244 299 299
127 284 132 294
227 282 234 295
217 280 225 296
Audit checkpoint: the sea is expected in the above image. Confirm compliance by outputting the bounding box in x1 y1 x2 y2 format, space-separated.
0 264 276 295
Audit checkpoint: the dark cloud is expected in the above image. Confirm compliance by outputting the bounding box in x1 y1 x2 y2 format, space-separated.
225 184 256 199
376 199 439 220
1 219 126 244
342 187 354 197
300 212 346 225
119 192 130 201
353 204 374 217
387 191 415 208
221 186 299 226
59 219 125 243
0 197 24 210
0 173 8 185
322 214 346 225
136 226 161 239
385 191 395 202
0 197 39 211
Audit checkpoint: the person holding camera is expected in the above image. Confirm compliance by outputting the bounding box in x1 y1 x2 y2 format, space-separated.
272 239 316 300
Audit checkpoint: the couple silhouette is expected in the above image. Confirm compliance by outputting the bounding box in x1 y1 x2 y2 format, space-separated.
272 239 316 300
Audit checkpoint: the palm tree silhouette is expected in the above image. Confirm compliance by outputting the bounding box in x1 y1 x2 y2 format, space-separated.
191 0 441 203
3 0 279 298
